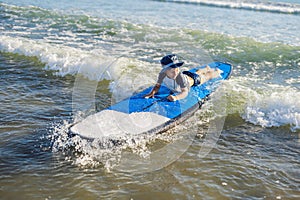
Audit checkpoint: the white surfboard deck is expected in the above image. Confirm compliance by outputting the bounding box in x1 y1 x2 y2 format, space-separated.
70 110 170 138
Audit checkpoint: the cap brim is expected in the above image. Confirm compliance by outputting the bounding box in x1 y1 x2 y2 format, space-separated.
161 62 184 72
169 62 184 68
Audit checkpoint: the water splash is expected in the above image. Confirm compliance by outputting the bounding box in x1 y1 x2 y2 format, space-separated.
224 78 300 132
49 117 192 170
243 86 300 131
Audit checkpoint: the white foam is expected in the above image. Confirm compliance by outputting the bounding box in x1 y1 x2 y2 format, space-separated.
0 35 120 80
0 35 157 100
171 0 300 14
242 86 300 131
215 78 300 132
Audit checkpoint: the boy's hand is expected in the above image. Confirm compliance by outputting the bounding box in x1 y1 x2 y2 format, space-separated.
144 84 161 99
167 95 177 101
144 93 154 98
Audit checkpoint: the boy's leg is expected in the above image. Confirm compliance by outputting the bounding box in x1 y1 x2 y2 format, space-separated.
186 75 194 87
196 65 212 76
196 66 223 84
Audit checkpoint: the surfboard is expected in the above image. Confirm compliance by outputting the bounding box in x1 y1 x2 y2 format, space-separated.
70 62 232 139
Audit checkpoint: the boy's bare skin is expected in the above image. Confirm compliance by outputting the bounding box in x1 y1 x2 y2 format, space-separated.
193 65 223 85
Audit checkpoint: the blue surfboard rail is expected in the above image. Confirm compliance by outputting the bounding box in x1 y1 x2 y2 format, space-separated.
107 62 233 135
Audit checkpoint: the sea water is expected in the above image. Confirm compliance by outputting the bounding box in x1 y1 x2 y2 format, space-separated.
0 0 299 199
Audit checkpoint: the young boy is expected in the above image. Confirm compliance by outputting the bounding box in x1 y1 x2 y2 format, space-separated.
144 54 222 101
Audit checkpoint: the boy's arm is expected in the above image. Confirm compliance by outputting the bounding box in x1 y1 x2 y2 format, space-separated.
144 83 161 98
167 87 188 101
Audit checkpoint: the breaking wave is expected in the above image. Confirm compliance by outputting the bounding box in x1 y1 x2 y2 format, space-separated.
159 0 300 14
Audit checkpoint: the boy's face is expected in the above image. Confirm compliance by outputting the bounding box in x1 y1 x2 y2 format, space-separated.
166 67 179 80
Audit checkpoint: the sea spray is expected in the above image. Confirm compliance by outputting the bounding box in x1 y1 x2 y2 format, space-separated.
243 87 300 131
222 78 300 131
162 0 300 14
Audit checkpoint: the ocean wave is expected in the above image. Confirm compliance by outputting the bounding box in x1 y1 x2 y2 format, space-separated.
0 36 141 81
0 35 124 80
243 87 300 131
0 35 157 102
225 79 300 132
160 0 300 14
